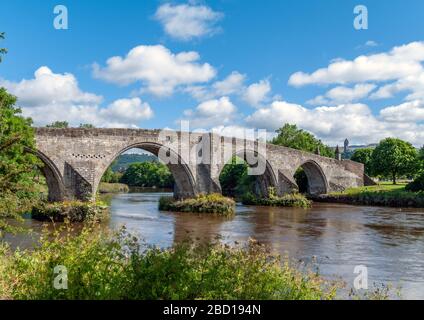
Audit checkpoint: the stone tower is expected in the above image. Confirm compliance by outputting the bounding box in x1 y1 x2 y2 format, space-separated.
344 138 349 153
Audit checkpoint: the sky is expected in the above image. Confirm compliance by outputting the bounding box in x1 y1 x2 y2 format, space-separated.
1 0 424 146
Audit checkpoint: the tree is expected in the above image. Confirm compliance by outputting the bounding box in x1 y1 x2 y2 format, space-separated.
46 121 69 128
0 88 41 236
271 124 334 158
120 162 174 188
0 32 7 63
371 138 418 184
79 123 95 129
219 157 256 197
418 146 424 171
351 148 374 176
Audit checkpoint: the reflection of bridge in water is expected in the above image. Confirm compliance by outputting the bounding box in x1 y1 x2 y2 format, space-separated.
33 128 367 202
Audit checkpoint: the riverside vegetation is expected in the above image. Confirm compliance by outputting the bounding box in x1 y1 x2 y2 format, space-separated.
159 194 236 216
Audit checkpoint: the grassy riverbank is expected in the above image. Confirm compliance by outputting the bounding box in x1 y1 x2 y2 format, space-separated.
242 192 312 208
159 194 235 216
31 201 109 222
0 224 341 300
315 183 424 208
98 182 129 194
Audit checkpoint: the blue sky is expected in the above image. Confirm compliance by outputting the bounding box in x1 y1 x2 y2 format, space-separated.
1 0 424 146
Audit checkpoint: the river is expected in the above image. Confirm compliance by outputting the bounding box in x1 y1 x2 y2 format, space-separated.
5 191 424 299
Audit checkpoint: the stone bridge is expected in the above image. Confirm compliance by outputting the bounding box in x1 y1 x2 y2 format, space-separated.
34 128 367 202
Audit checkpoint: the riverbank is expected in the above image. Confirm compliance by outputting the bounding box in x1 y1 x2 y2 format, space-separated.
314 184 424 208
31 201 109 222
159 194 236 216
98 182 129 194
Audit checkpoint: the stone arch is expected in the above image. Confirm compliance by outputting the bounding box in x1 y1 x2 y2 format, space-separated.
31 149 66 202
295 160 328 195
97 142 197 199
218 149 278 197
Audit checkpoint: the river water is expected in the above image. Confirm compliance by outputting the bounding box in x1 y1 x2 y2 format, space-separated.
5 191 424 299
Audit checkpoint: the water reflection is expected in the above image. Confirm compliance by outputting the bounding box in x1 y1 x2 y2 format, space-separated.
4 191 424 299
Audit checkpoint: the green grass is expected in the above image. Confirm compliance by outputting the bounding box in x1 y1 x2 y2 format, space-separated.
0 224 342 300
98 182 129 194
322 183 424 208
31 200 109 222
242 192 312 208
159 194 236 216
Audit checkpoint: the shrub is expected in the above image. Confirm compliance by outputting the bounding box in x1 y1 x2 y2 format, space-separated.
31 200 108 222
242 188 312 208
98 182 129 194
159 193 236 216
0 225 341 300
406 173 424 192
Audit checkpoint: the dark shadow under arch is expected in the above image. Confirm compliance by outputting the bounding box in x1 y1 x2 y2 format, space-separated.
295 160 328 195
100 142 196 199
30 149 66 202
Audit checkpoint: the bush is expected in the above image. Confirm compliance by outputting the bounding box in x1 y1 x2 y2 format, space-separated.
0 225 341 300
98 182 129 194
31 201 108 222
159 194 236 216
242 188 312 208
406 173 424 192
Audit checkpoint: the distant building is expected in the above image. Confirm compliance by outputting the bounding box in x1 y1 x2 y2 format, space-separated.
344 139 349 153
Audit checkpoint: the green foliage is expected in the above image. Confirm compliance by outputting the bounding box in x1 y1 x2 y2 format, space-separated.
101 163 123 183
0 225 340 300
111 153 158 172
294 168 308 193
242 188 312 208
159 194 236 216
79 123 94 128
419 146 424 171
326 184 424 208
406 173 424 192
46 121 69 128
98 182 129 194
371 138 418 184
0 88 41 236
0 32 7 63
351 148 374 176
121 161 174 188
219 157 256 198
31 200 108 222
271 124 334 158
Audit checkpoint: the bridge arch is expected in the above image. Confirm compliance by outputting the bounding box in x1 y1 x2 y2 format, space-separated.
218 149 278 197
97 142 197 199
30 149 66 202
294 160 328 195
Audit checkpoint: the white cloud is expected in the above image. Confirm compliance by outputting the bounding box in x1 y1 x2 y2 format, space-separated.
308 84 376 105
1 66 102 106
380 100 424 122
1 67 153 128
243 79 271 107
365 40 379 47
186 71 246 101
289 41 424 86
154 3 223 41
93 45 216 97
245 100 424 146
182 96 237 127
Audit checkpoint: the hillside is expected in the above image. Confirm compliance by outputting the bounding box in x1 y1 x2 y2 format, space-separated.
111 153 158 172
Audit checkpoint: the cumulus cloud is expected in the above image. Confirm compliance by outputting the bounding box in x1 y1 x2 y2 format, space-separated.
93 45 216 97
380 100 424 122
245 100 424 146
1 67 153 127
289 41 424 86
182 96 237 127
186 71 246 101
154 3 223 41
243 79 271 107
308 84 376 105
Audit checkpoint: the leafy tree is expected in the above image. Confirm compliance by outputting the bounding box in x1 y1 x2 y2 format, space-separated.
0 32 7 63
0 87 41 236
405 172 424 192
219 157 256 197
418 146 424 171
79 123 95 129
120 162 174 188
351 148 374 176
46 121 69 128
371 138 418 184
101 161 123 183
271 124 334 158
